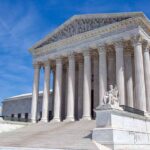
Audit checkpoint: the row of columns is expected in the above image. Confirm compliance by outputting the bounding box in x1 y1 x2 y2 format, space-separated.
31 36 150 123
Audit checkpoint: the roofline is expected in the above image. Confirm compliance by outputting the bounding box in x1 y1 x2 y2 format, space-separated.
29 12 145 52
2 90 53 102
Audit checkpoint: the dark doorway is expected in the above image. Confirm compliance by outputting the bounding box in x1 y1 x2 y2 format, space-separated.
91 89 94 119
25 113 28 122
18 113 21 121
49 111 53 121
11 114 14 121
39 111 42 121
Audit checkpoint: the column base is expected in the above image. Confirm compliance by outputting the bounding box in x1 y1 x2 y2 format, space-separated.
144 112 150 117
64 117 75 122
80 116 91 121
40 118 49 123
31 119 37 123
50 118 61 123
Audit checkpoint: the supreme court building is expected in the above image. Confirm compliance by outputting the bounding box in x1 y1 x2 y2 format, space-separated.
3 12 150 124
28 12 150 123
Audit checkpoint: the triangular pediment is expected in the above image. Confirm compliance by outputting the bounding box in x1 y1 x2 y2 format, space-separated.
32 12 145 49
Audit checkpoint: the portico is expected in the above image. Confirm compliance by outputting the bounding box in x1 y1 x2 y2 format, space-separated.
29 12 150 123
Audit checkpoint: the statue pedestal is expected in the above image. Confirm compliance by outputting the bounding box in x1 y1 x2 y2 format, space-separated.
92 106 150 150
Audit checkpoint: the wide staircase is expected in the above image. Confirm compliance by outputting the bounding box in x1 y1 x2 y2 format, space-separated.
0 120 99 150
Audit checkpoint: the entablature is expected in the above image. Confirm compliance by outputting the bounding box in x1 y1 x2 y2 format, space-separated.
32 26 150 64
30 16 150 59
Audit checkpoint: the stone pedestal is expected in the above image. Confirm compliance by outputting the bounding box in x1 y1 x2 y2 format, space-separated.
92 106 150 150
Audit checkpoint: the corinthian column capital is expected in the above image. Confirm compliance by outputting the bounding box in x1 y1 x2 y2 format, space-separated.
33 63 40 69
56 57 62 65
67 52 75 60
143 40 150 52
131 34 143 47
97 44 106 54
114 39 124 49
83 50 90 57
43 60 50 66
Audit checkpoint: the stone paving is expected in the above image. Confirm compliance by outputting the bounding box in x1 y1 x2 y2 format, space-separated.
0 120 98 150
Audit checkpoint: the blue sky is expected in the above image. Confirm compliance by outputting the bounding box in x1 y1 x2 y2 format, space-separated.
0 0 150 103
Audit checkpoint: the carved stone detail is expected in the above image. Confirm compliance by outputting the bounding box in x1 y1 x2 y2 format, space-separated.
131 34 143 46
97 44 106 54
142 40 150 52
35 16 132 49
33 63 40 69
114 40 124 49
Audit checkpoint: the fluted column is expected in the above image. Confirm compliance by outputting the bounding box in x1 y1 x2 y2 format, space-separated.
124 52 134 107
115 40 125 105
132 35 146 111
143 41 150 112
31 63 40 123
82 50 91 120
66 54 75 121
98 45 107 106
53 58 62 122
41 61 50 123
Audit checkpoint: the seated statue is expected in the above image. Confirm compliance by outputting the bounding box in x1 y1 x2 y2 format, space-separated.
103 85 120 108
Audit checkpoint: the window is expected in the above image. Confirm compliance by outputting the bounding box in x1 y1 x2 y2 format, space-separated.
11 114 14 121
18 113 21 121
25 113 28 122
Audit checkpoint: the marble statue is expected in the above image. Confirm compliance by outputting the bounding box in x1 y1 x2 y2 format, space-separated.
103 85 119 107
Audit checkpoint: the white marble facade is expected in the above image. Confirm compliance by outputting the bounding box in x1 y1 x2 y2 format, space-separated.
29 12 150 123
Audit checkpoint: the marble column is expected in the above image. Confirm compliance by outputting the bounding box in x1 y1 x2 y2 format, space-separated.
66 54 75 121
143 41 150 112
41 61 50 122
115 40 125 105
98 45 107 106
132 35 146 111
77 60 83 119
124 52 134 107
53 58 62 122
82 50 91 120
31 63 40 123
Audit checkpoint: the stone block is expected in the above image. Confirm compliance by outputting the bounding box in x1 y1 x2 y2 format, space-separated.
134 118 147 132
